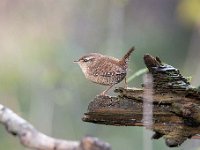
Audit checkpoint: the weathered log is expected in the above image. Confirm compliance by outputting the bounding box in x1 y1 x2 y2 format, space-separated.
82 54 200 147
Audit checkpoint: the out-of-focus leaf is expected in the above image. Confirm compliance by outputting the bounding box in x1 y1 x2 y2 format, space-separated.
127 68 148 83
177 0 200 25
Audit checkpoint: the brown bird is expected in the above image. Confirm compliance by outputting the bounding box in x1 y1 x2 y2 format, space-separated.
74 47 135 95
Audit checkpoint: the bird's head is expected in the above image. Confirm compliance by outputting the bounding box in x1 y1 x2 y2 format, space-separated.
74 53 102 71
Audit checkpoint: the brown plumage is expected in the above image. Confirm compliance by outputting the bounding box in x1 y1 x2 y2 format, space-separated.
74 47 135 95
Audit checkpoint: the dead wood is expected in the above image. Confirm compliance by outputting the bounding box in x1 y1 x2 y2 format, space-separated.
83 54 200 147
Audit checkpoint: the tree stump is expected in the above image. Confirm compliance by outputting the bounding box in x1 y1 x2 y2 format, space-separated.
82 54 200 147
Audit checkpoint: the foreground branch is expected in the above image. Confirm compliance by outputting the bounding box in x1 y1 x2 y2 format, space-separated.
83 54 200 147
0 104 110 150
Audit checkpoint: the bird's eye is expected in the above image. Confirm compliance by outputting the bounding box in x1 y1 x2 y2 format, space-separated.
83 58 89 62
82 57 95 62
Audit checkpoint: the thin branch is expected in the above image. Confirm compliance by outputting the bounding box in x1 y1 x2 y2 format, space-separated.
0 104 111 150
192 135 200 139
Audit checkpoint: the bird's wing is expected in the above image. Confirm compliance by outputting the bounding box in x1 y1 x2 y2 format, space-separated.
91 59 126 77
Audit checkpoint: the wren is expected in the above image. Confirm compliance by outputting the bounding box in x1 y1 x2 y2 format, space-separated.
74 47 135 95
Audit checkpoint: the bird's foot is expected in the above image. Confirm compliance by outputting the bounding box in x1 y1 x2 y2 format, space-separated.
124 84 128 89
97 91 111 98
100 91 106 96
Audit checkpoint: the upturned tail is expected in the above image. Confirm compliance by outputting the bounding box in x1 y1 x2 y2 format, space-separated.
121 47 135 63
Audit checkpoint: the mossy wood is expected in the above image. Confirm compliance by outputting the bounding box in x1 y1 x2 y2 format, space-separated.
82 54 200 147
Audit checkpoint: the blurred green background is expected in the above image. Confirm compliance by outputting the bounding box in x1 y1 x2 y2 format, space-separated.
0 0 200 150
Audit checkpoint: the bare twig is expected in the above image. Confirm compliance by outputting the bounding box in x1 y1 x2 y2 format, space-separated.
0 104 111 150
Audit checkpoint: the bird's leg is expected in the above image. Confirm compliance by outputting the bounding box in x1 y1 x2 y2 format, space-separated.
100 84 115 96
124 77 128 89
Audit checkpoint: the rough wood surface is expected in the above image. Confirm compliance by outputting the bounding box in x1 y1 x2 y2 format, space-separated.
0 104 111 150
82 54 200 147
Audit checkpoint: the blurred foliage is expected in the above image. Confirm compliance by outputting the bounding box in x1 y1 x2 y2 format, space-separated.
178 0 200 25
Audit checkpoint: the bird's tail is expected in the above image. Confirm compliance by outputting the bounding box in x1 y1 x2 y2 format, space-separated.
121 47 135 63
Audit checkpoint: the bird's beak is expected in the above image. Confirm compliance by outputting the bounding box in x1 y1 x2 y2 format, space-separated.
73 60 79 63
